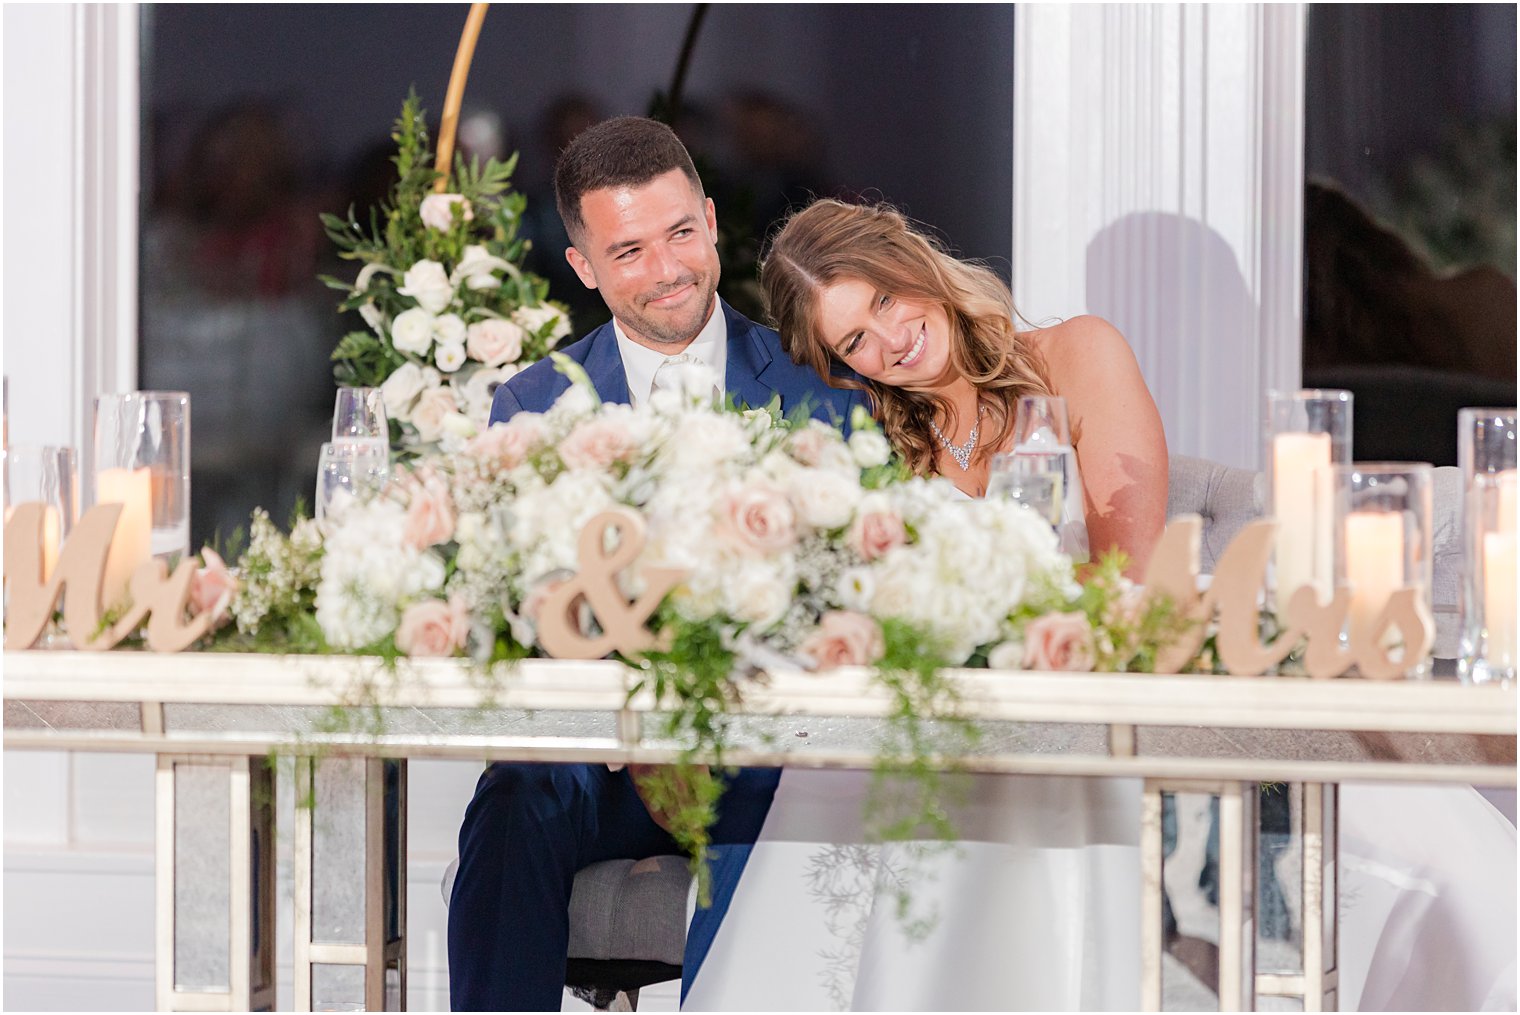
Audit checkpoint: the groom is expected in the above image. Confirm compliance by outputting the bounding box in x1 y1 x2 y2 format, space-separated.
448 116 863 1010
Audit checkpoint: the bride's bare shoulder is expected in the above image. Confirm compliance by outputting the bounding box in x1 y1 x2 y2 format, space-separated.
1019 315 1137 382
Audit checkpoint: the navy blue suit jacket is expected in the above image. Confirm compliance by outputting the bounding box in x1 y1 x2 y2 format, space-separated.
489 299 866 430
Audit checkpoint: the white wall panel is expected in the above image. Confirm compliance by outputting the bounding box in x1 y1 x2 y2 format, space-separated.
1014 3 1306 470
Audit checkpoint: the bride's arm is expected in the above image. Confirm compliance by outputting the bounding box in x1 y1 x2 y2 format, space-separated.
1032 315 1169 576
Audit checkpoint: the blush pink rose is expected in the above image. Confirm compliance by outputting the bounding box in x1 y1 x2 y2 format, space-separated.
403 474 456 549
466 415 544 472
189 547 238 625
559 418 639 471
786 427 829 466
465 318 526 366
847 508 907 561
717 482 797 556
1022 611 1097 672
396 595 470 657
800 610 885 670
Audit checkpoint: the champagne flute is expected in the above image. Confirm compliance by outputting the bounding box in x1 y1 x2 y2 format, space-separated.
332 387 389 442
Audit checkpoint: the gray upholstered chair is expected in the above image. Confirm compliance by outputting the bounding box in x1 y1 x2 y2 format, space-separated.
441 852 688 1011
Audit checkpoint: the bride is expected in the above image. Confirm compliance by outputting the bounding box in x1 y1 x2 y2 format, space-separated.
682 198 1516 1011
684 199 1167 1011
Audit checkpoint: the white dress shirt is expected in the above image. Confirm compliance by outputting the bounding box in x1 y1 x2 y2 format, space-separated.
612 296 727 407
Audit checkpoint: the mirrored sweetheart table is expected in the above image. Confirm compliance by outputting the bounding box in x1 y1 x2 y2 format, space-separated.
4 651 1514 1012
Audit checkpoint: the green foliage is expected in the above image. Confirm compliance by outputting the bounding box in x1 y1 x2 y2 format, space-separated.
627 610 742 906
320 89 568 436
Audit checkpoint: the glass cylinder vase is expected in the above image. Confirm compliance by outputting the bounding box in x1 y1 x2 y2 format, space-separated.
1334 462 1434 679
1458 408 1517 685
93 392 191 608
1266 390 1353 616
2 444 79 581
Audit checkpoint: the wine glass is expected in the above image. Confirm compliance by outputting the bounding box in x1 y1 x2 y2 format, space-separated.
332 387 389 442
315 440 389 525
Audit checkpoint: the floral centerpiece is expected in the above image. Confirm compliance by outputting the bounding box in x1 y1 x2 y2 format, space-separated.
321 92 571 453
201 361 1184 895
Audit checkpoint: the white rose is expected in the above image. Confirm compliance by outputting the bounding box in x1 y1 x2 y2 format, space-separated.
441 411 477 440
391 307 435 354
451 245 512 291
987 641 1026 670
721 560 794 629
411 387 459 443
434 342 467 373
849 430 892 469
419 193 473 231
432 313 467 347
513 303 571 346
399 260 455 314
465 318 526 366
786 468 861 531
380 362 427 420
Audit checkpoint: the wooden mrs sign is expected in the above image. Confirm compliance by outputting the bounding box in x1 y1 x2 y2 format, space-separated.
3 501 216 652
1144 515 1435 679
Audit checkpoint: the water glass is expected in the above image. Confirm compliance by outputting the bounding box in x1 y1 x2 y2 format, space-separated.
1012 394 1072 450
315 440 389 525
988 452 1064 527
1458 407 1518 684
332 387 388 441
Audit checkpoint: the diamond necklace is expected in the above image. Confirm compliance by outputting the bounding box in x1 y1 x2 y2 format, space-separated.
929 405 988 471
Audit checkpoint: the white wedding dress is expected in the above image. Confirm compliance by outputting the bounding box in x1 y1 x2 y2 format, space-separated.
686 483 1140 1010
684 486 1516 1011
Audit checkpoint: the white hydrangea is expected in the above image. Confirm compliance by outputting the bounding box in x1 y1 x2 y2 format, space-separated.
315 498 446 649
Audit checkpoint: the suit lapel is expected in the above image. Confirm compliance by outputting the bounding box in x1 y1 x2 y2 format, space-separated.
723 302 778 411
581 323 631 406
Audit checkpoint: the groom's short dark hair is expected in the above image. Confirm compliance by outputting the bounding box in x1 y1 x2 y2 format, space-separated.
554 116 704 245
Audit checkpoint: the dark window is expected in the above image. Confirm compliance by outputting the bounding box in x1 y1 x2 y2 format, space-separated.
1303 4 1517 466
138 4 1015 547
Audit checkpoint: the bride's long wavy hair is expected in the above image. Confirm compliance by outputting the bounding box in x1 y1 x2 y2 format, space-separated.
760 199 1056 476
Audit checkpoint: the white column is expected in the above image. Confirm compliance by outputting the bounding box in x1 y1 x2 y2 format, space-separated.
1013 3 1306 470
3 2 139 453
4 8 146 1009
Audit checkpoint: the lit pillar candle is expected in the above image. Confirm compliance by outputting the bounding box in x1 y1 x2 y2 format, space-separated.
96 466 152 609
1345 510 1404 640
1273 432 1333 612
1485 530 1517 667
41 504 59 581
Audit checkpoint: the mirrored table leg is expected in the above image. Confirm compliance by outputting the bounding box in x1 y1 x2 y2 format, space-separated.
155 754 276 1011
294 757 407 1012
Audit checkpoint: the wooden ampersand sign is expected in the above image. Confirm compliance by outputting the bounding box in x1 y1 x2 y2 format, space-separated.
535 507 689 660
4 501 216 653
1143 515 1435 679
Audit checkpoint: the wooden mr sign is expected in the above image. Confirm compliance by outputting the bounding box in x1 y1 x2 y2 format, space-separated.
3 501 216 652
